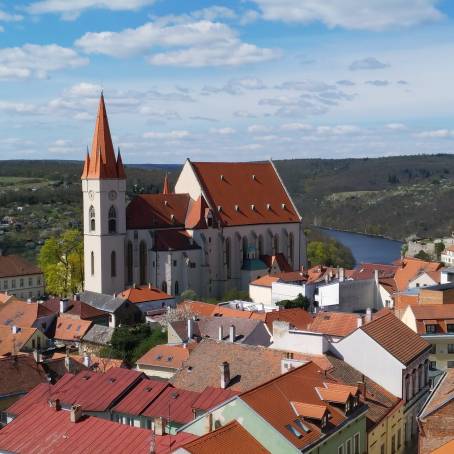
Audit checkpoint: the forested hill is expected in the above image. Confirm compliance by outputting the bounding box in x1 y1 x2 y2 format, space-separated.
1 154 454 247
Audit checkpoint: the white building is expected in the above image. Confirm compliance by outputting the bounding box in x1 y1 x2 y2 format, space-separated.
441 246 454 265
81 94 306 299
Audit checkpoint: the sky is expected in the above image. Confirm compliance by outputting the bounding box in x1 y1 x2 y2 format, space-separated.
1 0 454 163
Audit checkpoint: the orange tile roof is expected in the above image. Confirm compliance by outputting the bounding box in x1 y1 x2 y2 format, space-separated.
410 304 454 320
0 255 42 278
0 325 39 356
309 311 360 337
179 300 217 317
265 308 313 331
291 402 328 420
54 315 92 342
162 173 170 194
394 257 442 292
181 420 270 454
185 195 209 229
316 383 358 404
0 292 14 304
432 440 454 454
250 275 279 288
136 344 191 369
190 161 300 227
261 254 293 273
119 285 173 303
81 94 125 180
361 311 430 365
0 299 52 328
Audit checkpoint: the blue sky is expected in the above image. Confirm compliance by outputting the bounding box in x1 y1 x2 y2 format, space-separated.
1 0 454 163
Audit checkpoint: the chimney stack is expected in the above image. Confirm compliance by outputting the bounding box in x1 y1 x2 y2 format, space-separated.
357 377 367 401
65 351 71 373
33 349 41 363
220 361 230 389
11 325 19 334
60 298 70 313
154 417 166 436
374 269 379 285
356 317 363 328
229 325 236 342
83 352 91 368
70 404 83 423
148 282 152 289
218 325 223 341
187 318 194 340
48 399 61 411
339 267 345 282
365 308 372 324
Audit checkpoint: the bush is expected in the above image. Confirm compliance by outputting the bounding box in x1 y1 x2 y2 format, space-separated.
276 294 310 310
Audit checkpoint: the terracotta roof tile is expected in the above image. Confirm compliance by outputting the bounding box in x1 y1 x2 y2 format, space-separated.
261 253 292 273
291 402 328 420
394 257 442 292
420 369 454 420
432 440 454 454
191 386 238 411
0 255 42 278
351 263 398 281
265 308 313 331
136 344 191 369
190 161 300 227
120 285 173 303
185 195 209 229
0 299 53 328
153 229 200 252
250 275 279 287
309 311 360 337
181 420 270 454
43 298 108 320
0 325 40 356
361 311 431 365
54 315 92 342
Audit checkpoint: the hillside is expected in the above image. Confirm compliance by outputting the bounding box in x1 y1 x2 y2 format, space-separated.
0 155 453 262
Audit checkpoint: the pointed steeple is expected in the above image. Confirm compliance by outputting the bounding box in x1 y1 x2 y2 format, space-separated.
81 93 124 180
162 173 170 194
116 147 126 179
81 150 90 179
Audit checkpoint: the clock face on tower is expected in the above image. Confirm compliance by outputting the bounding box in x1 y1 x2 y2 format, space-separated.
88 190 95 201
108 190 117 201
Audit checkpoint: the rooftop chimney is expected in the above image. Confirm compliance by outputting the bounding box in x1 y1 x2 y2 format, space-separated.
11 325 20 334
74 293 81 301
218 325 223 341
365 308 372 324
357 377 367 401
229 324 236 343
220 361 230 389
60 298 70 313
154 416 166 436
356 317 363 328
339 267 345 282
48 399 61 411
70 404 83 423
187 318 194 340
374 269 379 284
83 352 91 368
148 282 152 289
65 351 71 373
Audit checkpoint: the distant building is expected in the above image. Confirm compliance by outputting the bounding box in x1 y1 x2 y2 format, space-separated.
0 255 44 300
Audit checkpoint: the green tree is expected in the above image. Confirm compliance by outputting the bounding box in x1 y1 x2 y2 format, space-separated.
180 289 198 301
435 242 445 260
38 229 83 296
414 250 431 261
276 294 310 310
307 240 355 269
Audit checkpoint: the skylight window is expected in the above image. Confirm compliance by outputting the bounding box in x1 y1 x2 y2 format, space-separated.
285 424 303 439
67 324 72 330
294 419 311 433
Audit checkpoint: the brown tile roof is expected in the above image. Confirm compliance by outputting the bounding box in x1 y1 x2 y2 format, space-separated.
420 369 454 420
119 285 173 303
137 344 191 369
250 275 279 288
0 354 48 397
171 338 285 392
431 439 454 454
265 308 313 331
178 300 267 321
410 304 454 321
81 93 125 180
361 311 431 365
126 193 190 229
54 315 92 342
0 255 42 278
275 271 308 283
190 161 300 227
185 195 209 229
181 420 270 454
179 300 218 317
351 263 398 280
43 298 108 320
0 292 15 304
261 253 293 273
240 362 365 450
309 311 360 337
292 402 328 420
379 277 398 294
0 300 53 328
191 386 238 412
394 257 442 292
0 326 40 356
153 229 200 251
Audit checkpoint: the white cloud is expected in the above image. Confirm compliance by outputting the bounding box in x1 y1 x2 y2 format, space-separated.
248 124 271 133
203 77 266 95
0 26 3 33
416 129 454 138
386 123 406 130
316 125 361 135
0 44 88 80
0 10 23 22
280 123 313 131
143 130 191 139
365 80 389 86
252 0 443 30
0 101 40 114
26 0 156 20
210 127 236 135
349 57 389 71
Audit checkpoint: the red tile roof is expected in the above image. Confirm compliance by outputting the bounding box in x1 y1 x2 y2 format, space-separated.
120 285 173 303
154 229 199 252
292 402 328 420
81 94 125 180
181 420 270 453
0 325 40 356
0 299 53 328
250 275 279 288
351 263 398 280
126 193 190 229
142 386 200 423
54 315 92 342
0 403 195 453
309 311 360 337
43 298 108 320
261 253 292 273
185 195 209 229
112 378 169 415
0 255 42 278
265 308 313 331
361 311 431 365
190 161 300 227
394 257 442 292
162 173 170 195
136 344 191 369
191 386 238 412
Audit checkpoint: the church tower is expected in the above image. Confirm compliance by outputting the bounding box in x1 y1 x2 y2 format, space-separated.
81 93 126 295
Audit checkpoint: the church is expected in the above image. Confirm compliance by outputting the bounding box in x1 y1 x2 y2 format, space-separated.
81 94 306 299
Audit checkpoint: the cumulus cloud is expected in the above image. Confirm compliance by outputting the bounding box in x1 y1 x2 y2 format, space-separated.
280 123 313 131
26 0 156 20
365 80 389 87
202 77 266 95
251 0 443 30
316 124 361 135
416 129 454 138
143 130 191 139
76 18 279 67
0 101 40 114
248 124 271 133
0 10 23 22
210 127 236 135
386 123 407 130
336 79 356 86
349 57 389 71
0 44 88 80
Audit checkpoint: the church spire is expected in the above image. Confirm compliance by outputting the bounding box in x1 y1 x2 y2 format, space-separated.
81 93 125 180
162 173 170 194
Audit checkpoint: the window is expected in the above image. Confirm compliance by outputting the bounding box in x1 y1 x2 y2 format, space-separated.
28 277 33 286
126 241 133 285
139 241 147 285
448 344 454 354
108 205 117 233
448 361 454 368
89 205 95 231
354 433 360 454
346 438 352 454
288 232 294 266
225 237 231 279
37 277 41 285
162 281 167 293
426 324 437 334
273 234 279 255
285 424 302 439
430 344 436 354
20 278 24 288
447 324 454 333
3 280 7 289
258 234 264 257
111 251 116 278
380 444 385 454
11 279 16 288
174 281 179 296
391 434 396 454
242 236 248 261
90 251 95 276
430 361 437 370
32 339 35 349
338 446 344 454
173 260 177 267
397 428 402 448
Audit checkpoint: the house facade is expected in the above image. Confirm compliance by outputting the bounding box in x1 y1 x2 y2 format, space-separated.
81 94 306 299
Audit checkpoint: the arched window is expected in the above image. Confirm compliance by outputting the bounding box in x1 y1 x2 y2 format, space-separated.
242 236 248 261
108 206 117 234
174 281 179 295
90 251 94 276
111 251 116 277
89 206 95 232
139 241 147 285
288 233 294 267
126 241 133 285
225 238 231 279
258 235 264 257
162 281 167 293
273 234 279 255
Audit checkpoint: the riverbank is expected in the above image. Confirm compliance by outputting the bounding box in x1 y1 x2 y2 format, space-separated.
314 225 402 242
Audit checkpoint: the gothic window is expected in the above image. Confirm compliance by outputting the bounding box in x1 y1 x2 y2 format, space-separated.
139 241 147 285
162 281 167 293
108 206 117 234
111 251 116 278
288 233 294 267
126 241 133 285
225 238 231 279
258 235 264 257
174 281 179 295
89 206 95 232
242 236 248 261
90 251 94 276
273 234 279 255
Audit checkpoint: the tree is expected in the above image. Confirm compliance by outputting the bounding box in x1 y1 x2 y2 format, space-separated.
276 294 310 311
435 242 445 260
414 250 431 261
180 289 198 301
307 240 355 269
38 228 83 296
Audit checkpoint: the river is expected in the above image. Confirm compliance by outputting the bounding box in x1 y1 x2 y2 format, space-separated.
316 227 403 265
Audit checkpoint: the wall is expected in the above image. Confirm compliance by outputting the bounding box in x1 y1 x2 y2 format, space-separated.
249 284 272 306
419 288 454 305
424 334 454 372
271 281 312 306
367 404 404 454
135 364 177 379
408 273 437 289
0 273 44 300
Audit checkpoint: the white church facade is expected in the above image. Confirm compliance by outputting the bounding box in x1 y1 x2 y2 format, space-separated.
82 94 306 299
